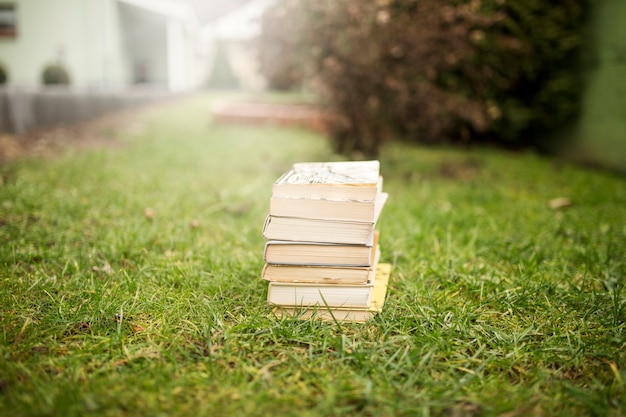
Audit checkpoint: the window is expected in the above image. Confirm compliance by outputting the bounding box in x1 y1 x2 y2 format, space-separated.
0 4 17 38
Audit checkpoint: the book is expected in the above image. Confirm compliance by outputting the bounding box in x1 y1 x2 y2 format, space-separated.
269 190 388 222
272 263 391 322
262 261 375 285
262 215 378 245
267 280 374 308
264 241 374 266
262 193 386 245
267 258 385 308
272 160 381 201
264 231 379 266
262 244 380 285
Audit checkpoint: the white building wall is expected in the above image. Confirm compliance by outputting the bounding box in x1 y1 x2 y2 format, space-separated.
118 0 201 90
118 3 168 88
1 0 75 87
83 0 127 90
0 0 201 91
167 20 185 91
0 0 127 89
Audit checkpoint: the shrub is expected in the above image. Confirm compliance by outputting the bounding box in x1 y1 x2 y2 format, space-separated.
41 63 71 85
478 0 589 149
259 0 589 157
257 4 305 90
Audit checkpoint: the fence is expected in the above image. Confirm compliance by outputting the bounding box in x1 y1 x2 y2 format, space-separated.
0 87 173 136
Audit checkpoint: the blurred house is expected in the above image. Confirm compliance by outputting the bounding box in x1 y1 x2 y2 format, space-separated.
0 0 203 91
201 0 275 91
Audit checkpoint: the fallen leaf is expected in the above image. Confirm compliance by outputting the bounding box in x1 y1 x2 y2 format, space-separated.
77 321 91 332
549 197 572 210
144 208 155 220
92 261 113 274
132 323 146 333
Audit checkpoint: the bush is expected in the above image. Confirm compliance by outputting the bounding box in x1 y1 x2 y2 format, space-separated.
257 4 305 91
480 0 589 149
259 0 589 157
41 63 71 85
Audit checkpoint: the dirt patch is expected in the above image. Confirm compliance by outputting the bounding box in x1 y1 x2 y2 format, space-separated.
0 107 150 165
0 107 151 186
0 134 23 161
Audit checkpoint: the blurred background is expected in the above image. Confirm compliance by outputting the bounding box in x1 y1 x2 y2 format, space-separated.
0 0 624 172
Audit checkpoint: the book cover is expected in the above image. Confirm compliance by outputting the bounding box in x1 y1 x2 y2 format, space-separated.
272 263 391 322
272 160 381 200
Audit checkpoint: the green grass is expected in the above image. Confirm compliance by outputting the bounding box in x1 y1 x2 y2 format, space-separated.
1 93 624 417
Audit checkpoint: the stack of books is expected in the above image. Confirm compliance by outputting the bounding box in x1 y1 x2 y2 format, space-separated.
261 160 390 322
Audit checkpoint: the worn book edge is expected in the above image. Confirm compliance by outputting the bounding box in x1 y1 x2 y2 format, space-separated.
269 190 388 222
263 231 379 266
262 245 380 284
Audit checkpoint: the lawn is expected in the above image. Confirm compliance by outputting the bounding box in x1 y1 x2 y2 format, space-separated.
1 93 624 416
